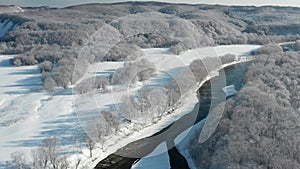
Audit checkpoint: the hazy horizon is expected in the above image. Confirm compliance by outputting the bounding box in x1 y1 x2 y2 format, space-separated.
0 0 300 8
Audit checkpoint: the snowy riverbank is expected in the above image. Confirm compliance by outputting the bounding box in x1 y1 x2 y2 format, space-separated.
75 45 260 168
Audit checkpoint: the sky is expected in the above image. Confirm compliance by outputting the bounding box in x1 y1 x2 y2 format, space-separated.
0 0 300 8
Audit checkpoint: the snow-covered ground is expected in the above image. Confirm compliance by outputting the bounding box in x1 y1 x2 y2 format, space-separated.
0 6 24 14
0 45 260 168
0 55 78 166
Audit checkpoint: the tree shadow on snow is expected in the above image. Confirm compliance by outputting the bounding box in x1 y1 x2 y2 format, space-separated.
7 112 86 154
2 70 42 94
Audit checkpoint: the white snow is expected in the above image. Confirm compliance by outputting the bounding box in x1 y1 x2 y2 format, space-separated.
0 55 77 165
0 44 260 168
222 84 237 97
131 142 170 169
0 6 24 14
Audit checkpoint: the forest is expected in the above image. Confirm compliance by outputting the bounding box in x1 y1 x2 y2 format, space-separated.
188 45 300 169
1 2 300 90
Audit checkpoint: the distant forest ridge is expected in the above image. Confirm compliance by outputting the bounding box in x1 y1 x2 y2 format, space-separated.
0 2 300 90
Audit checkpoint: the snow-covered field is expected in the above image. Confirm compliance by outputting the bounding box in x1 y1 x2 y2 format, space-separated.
0 45 260 168
0 55 77 166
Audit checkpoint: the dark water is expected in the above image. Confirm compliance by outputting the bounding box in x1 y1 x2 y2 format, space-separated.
95 62 250 169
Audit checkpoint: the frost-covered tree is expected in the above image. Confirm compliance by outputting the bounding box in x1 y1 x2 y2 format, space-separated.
102 110 120 133
8 151 28 169
43 77 57 91
169 43 188 55
74 76 108 94
253 43 283 55
120 87 168 124
104 44 141 61
111 58 155 85
31 137 67 169
85 135 96 158
53 66 71 88
189 59 209 82
220 54 236 64
38 61 52 72
42 137 60 169
188 50 300 169
120 95 138 122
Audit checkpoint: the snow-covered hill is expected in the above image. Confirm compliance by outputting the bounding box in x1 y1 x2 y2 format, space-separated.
0 6 24 14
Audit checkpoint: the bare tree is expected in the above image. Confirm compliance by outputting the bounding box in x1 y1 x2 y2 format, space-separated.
42 137 60 169
9 151 28 169
85 135 96 158
74 157 81 169
32 147 48 169
55 155 70 169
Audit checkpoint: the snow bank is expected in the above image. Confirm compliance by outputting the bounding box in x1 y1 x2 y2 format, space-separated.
0 6 24 14
76 45 261 168
222 85 237 97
